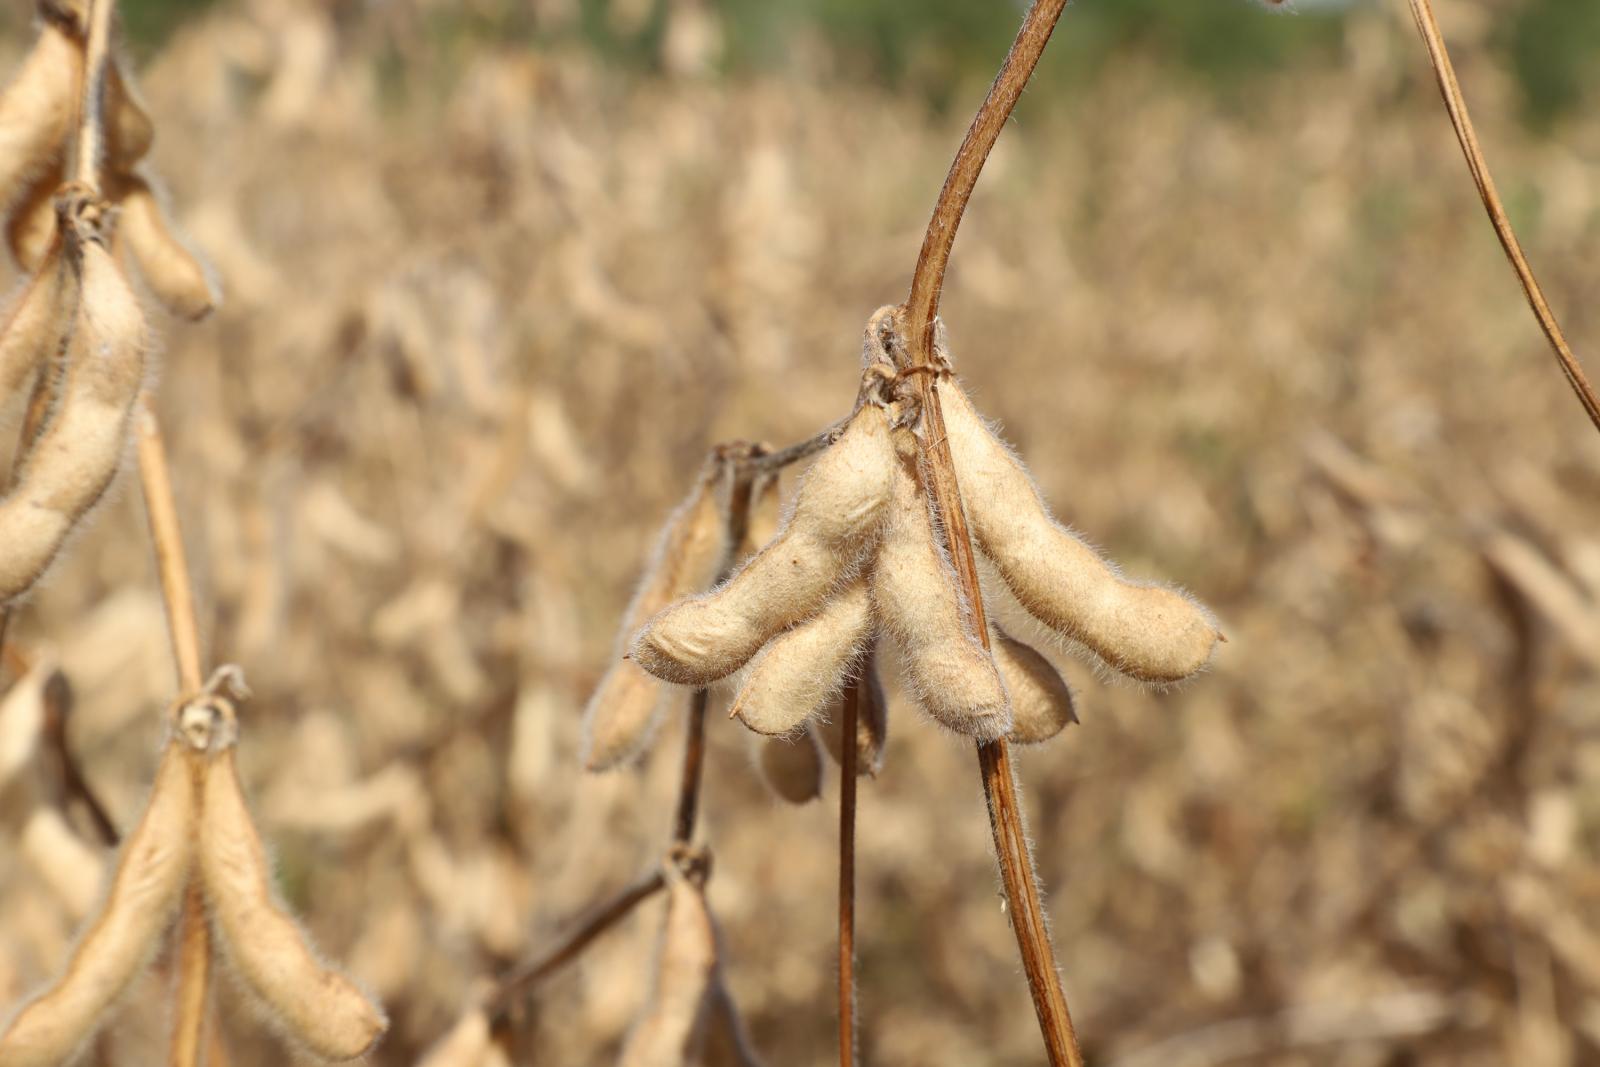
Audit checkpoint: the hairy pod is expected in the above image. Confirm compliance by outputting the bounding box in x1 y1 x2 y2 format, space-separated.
0 230 145 604
0 26 77 215
0 742 193 1067
992 630 1078 745
617 871 717 1067
633 406 894 686
6 161 61 272
730 578 871 737
755 729 824 805
940 381 1219 683
583 461 726 771
816 649 888 777
200 747 388 1061
871 433 1010 740
112 172 215 321
0 237 73 402
104 63 154 168
702 976 767 1067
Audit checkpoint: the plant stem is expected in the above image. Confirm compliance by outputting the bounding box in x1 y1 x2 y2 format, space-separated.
901 2 1082 1064
673 688 710 844
1405 0 1600 434
837 681 859 1067
135 398 213 1067
73 0 114 194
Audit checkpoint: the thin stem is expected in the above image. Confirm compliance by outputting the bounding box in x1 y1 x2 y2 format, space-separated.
41 669 119 847
673 689 710 844
73 0 115 193
136 399 204 694
899 2 1082 1062
488 869 668 1021
837 681 859 1067
904 0 1069 368
1405 0 1600 434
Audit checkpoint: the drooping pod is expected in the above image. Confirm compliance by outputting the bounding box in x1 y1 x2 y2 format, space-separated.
111 171 216 321
199 747 388 1060
702 975 768 1067
754 729 824 805
0 25 78 215
729 578 871 737
992 629 1078 745
617 869 718 1067
632 405 894 687
0 222 145 604
0 743 194 1067
940 380 1219 683
6 162 62 273
0 236 75 407
816 649 889 777
870 432 1010 741
583 459 727 771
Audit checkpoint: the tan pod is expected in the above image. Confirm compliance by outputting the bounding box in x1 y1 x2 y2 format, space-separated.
702 975 767 1067
0 239 74 404
993 629 1078 745
6 162 61 273
941 380 1219 683
754 729 824 805
0 235 145 604
632 405 893 686
871 434 1010 740
730 578 871 737
816 648 888 777
200 748 388 1060
114 172 215 321
583 461 726 771
0 26 77 214
617 872 717 1067
0 743 194 1067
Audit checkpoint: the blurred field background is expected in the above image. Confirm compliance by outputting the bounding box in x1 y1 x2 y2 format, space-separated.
3 0 1600 1064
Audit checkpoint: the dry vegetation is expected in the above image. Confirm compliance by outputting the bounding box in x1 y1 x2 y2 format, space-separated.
3 0 1600 1064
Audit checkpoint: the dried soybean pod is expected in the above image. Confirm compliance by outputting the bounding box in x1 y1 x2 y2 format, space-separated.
582 459 726 771
113 172 215 321
755 729 824 805
871 432 1010 741
729 578 871 737
0 742 193 1067
6 162 61 272
702 976 768 1067
200 747 388 1061
0 237 73 404
993 629 1078 745
632 406 894 686
0 228 145 604
104 62 154 167
817 649 888 777
617 871 717 1067
0 25 78 214
940 380 1219 683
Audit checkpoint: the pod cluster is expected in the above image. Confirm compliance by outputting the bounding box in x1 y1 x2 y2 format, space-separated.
625 308 1220 751
0 679 387 1066
0 1 215 320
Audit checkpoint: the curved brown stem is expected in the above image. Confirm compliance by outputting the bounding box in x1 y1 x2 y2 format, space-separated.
1406 0 1600 434
900 2 1082 1063
72 0 114 193
838 682 859 1067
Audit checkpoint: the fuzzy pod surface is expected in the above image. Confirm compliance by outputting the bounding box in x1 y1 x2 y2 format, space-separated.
0 234 145 604
730 578 871 737
992 630 1078 744
617 873 718 1067
0 239 74 404
200 748 388 1061
582 462 726 771
755 729 824 805
112 171 215 321
632 405 894 687
0 742 193 1067
940 380 1219 683
0 25 77 215
701 976 767 1067
870 431 1010 740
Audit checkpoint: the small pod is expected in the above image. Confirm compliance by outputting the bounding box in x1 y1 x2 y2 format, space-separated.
0 743 194 1067
992 629 1078 745
582 460 727 771
0 26 78 214
816 649 889 777
113 172 215 321
6 162 61 273
104 62 154 168
0 231 145 604
870 434 1010 741
200 748 388 1061
0 238 74 408
633 405 894 687
754 730 824 805
702 976 768 1067
617 872 717 1067
940 380 1219 683
729 578 871 737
